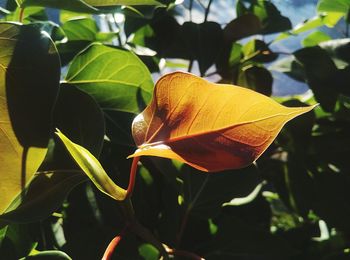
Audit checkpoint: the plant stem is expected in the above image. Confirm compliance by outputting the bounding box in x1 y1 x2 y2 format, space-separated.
188 60 193 73
176 174 210 245
102 225 129 260
19 7 24 23
125 156 140 199
204 0 213 22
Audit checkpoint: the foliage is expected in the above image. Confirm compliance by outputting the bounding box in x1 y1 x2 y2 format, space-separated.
1 0 350 259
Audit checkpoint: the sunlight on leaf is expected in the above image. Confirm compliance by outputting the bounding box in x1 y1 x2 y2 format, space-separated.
55 130 127 201
129 72 316 172
0 23 60 214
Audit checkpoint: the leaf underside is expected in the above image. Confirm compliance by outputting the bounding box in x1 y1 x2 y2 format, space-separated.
130 72 316 172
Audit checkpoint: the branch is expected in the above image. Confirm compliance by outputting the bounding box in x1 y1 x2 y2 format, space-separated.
125 156 140 199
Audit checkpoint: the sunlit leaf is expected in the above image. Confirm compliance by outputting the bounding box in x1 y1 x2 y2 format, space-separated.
21 250 72 259
55 130 127 201
317 0 350 15
64 43 153 114
0 22 60 214
22 0 164 12
129 72 316 172
302 31 331 47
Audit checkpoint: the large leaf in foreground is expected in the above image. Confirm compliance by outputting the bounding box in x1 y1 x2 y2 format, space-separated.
130 72 315 172
64 43 153 114
22 0 163 13
0 23 60 213
55 130 127 201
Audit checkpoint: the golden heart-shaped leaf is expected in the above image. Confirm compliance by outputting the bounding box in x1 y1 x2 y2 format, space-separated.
129 72 316 172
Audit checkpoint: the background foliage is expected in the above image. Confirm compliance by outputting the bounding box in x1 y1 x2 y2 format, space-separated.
1 0 350 259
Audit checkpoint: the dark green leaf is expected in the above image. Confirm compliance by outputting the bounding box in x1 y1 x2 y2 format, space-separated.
181 21 223 76
53 84 105 158
269 56 306 82
294 46 338 112
181 165 261 218
0 171 86 227
237 0 292 34
223 14 262 43
204 215 295 259
320 38 350 68
238 65 273 96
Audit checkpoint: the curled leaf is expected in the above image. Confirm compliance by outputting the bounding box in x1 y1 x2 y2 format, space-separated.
130 72 316 172
55 130 126 201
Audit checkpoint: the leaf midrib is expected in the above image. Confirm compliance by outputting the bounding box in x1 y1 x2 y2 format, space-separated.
141 109 306 148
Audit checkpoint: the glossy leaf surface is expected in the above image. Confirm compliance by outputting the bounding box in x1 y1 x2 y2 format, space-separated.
130 72 315 172
65 43 153 114
55 130 127 201
0 23 60 213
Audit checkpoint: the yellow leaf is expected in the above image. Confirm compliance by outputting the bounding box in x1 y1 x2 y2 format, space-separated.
0 23 60 213
130 72 316 172
56 130 127 201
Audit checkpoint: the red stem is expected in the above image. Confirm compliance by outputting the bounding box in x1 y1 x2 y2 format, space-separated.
19 8 24 23
102 225 129 260
125 156 140 199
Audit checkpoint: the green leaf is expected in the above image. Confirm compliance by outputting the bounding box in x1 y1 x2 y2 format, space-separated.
317 0 350 14
4 6 48 23
55 130 127 201
0 224 36 259
274 14 341 43
242 39 278 63
22 0 98 13
85 0 163 6
64 43 153 114
61 18 99 41
0 22 60 214
0 226 7 248
22 0 164 13
0 171 86 227
269 55 306 82
228 43 243 67
302 31 332 47
237 0 291 34
138 243 159 260
21 250 72 260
